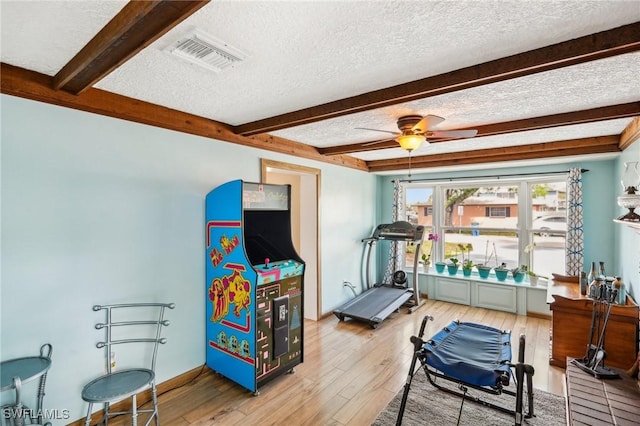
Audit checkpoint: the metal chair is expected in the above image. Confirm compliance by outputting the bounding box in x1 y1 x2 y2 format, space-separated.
81 303 175 426
0 343 53 426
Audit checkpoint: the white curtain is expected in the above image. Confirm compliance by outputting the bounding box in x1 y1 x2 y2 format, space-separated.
566 168 584 275
384 179 405 283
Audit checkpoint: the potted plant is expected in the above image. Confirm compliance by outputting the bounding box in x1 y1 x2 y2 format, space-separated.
476 240 495 279
447 257 459 275
462 259 474 277
458 243 474 277
527 269 548 286
435 261 446 273
494 262 509 281
476 263 492 279
421 232 438 272
420 252 430 272
511 265 527 283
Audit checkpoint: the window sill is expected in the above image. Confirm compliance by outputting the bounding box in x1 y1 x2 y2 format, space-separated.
416 269 549 289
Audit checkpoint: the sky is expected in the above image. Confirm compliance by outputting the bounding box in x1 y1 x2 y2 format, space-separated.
406 187 432 204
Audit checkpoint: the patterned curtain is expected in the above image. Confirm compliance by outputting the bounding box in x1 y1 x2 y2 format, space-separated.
566 168 584 275
384 179 405 283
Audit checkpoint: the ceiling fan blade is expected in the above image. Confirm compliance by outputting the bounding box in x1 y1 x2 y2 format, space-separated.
355 127 399 136
429 129 478 139
361 137 396 147
412 115 445 132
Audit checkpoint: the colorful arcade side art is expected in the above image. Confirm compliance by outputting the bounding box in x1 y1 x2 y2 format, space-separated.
205 180 305 394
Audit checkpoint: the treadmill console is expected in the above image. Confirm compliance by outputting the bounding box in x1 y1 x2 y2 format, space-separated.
372 221 424 242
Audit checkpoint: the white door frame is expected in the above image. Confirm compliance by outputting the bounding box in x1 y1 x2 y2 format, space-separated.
261 159 321 321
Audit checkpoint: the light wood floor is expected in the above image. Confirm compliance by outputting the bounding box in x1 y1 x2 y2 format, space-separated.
112 299 565 426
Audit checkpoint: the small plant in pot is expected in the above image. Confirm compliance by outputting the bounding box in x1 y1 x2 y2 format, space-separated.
527 269 548 286
447 257 459 275
457 243 474 277
420 232 439 272
494 262 509 281
462 259 474 277
420 253 431 271
476 240 497 279
476 263 492 279
511 265 527 283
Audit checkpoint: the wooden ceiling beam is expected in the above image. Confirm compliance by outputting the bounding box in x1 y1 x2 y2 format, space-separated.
318 139 397 156
455 103 640 140
368 144 619 172
53 1 209 94
619 116 640 150
368 136 620 167
2 63 368 171
367 137 620 172
318 103 640 156
234 22 640 136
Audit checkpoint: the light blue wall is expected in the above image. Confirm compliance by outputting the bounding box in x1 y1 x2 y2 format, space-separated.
320 167 378 307
377 159 629 285
615 140 640 300
0 95 377 423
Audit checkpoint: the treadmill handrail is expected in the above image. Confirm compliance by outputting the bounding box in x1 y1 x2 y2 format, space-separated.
410 236 422 307
363 239 376 290
362 221 425 295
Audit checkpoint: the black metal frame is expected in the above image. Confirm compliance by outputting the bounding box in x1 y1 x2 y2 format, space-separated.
396 315 535 426
571 286 620 379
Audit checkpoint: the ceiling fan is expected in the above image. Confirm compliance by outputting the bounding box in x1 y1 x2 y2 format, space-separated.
358 114 478 152
358 114 478 180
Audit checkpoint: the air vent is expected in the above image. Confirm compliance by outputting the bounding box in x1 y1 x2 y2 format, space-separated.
167 31 246 72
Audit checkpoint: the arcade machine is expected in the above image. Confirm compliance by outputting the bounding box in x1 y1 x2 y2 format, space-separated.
333 221 425 328
205 180 304 394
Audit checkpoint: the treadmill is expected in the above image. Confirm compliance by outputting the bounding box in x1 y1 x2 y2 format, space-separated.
333 221 425 328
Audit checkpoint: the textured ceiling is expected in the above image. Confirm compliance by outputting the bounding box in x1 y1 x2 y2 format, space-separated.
1 0 639 175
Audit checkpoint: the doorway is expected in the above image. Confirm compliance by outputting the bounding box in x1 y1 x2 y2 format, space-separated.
261 159 321 321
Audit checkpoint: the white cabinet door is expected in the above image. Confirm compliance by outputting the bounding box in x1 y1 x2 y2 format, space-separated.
435 277 471 305
475 282 517 313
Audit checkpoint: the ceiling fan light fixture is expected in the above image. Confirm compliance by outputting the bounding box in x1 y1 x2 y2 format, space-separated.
396 134 425 151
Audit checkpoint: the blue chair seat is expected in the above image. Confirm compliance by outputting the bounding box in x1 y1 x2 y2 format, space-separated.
82 369 154 402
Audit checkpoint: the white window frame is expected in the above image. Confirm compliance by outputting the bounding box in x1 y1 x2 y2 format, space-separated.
403 177 566 272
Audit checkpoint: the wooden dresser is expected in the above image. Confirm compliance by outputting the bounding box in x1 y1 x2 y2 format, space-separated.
547 280 639 370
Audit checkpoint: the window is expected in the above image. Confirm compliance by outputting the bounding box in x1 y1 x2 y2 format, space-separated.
403 178 567 279
486 207 510 217
405 186 435 266
528 181 567 277
441 184 519 270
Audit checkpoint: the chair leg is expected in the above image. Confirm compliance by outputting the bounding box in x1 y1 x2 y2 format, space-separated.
12 377 25 426
84 403 93 426
131 395 137 426
152 382 159 426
